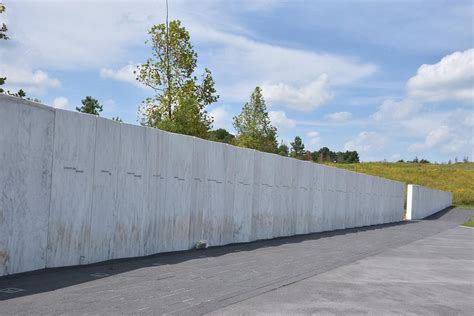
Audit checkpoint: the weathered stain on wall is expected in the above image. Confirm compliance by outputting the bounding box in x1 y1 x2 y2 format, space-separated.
0 94 406 276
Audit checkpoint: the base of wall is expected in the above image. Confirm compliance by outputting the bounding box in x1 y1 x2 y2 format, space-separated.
0 220 407 279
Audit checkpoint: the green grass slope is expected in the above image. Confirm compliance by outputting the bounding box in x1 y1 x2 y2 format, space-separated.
462 216 474 227
462 216 474 228
327 162 474 207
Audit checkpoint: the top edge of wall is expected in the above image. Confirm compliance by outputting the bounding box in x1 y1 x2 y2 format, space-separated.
316 163 406 186
0 93 55 112
0 94 405 186
408 184 452 194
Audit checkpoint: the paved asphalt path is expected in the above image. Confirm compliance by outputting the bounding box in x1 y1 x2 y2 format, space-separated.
0 207 473 315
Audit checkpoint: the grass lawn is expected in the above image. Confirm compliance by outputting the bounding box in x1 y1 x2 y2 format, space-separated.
462 216 474 228
455 204 474 210
327 162 474 206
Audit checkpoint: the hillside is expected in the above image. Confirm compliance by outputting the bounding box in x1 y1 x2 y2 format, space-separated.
328 162 474 206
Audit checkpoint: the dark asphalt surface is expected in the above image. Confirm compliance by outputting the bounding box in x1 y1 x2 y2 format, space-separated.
0 207 473 315
212 221 474 315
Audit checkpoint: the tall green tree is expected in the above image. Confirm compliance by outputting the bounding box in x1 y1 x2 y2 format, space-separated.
310 147 359 163
344 150 359 163
208 128 235 144
0 3 7 40
0 3 28 98
277 142 289 157
136 20 218 138
290 136 305 159
301 150 313 161
0 4 8 94
314 147 335 162
0 77 6 94
76 96 103 115
157 82 211 138
233 87 278 153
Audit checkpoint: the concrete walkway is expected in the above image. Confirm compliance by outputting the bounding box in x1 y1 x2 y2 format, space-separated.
211 225 474 315
1 208 473 315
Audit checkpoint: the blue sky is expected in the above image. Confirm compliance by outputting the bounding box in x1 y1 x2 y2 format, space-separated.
1 0 473 162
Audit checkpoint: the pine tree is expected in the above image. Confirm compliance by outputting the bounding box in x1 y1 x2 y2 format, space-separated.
76 96 103 115
233 87 278 153
290 136 305 159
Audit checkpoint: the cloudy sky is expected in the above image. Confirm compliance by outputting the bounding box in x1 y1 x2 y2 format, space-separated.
1 0 473 162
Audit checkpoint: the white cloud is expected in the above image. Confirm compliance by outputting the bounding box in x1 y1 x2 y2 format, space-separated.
306 131 321 148
52 96 68 109
95 23 375 102
307 131 320 138
401 113 444 136
372 99 421 122
200 27 377 85
202 28 377 103
368 49 474 160
269 110 296 129
209 106 230 129
0 65 60 95
407 48 474 102
233 0 282 12
409 126 451 151
101 99 117 115
3 1 377 79
391 109 473 160
325 111 352 122
406 110 473 156
462 112 474 127
344 131 387 158
261 75 333 111
441 138 470 154
2 2 153 70
100 64 143 88
2 1 376 108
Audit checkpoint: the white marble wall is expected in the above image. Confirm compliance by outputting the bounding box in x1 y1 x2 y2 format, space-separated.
406 184 452 220
47 110 97 268
0 95 406 276
0 97 54 275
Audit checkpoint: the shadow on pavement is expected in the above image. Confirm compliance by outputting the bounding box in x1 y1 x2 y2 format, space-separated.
0 219 418 301
423 206 458 221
